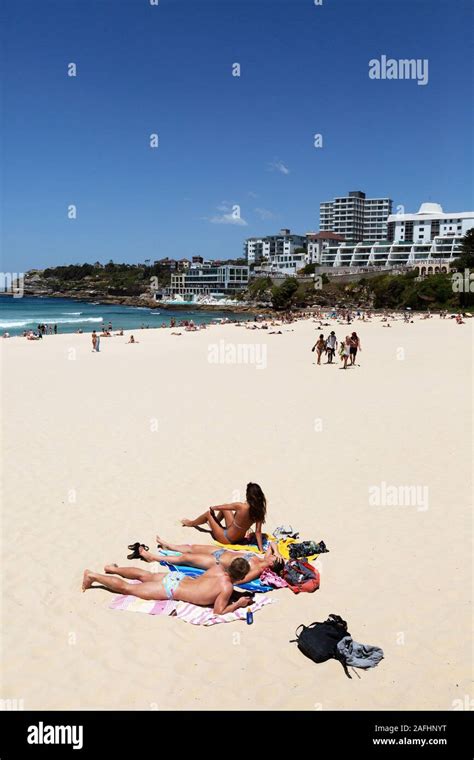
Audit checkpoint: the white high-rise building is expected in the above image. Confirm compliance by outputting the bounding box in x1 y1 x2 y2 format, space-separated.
387 202 474 243
320 201 474 269
320 191 392 242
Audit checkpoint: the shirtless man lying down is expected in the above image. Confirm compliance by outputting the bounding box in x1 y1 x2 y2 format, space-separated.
82 557 253 615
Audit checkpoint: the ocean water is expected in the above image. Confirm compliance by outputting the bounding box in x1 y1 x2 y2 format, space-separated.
0 296 248 336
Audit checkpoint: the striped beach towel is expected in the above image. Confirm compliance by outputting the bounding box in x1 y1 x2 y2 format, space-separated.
109 591 273 625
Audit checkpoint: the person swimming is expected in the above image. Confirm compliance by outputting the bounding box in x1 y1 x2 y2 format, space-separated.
181 482 267 552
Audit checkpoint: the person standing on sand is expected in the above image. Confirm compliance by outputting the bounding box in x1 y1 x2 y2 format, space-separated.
342 335 351 369
82 558 253 615
312 334 326 365
181 482 267 552
91 331 97 352
338 340 345 363
349 332 361 365
325 331 337 363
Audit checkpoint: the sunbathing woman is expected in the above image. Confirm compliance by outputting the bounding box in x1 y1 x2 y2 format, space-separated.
181 482 267 552
138 536 284 584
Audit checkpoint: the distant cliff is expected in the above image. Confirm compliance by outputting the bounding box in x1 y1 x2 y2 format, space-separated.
23 263 169 308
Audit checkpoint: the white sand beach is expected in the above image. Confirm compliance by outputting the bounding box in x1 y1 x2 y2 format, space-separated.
1 316 472 710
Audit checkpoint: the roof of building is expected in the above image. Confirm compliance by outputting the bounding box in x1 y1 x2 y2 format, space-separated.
388 209 474 222
307 231 345 241
418 202 443 214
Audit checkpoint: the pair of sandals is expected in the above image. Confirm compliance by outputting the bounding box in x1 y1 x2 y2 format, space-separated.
127 542 149 561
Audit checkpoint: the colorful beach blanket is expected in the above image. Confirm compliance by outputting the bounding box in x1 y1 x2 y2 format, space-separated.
214 536 319 563
109 590 273 625
157 550 273 593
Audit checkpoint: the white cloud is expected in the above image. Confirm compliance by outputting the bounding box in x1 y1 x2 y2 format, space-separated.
248 191 259 199
255 207 276 220
204 201 248 226
267 159 290 175
209 212 248 226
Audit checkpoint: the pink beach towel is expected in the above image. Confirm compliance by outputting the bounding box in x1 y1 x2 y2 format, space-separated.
109 591 273 625
259 568 289 588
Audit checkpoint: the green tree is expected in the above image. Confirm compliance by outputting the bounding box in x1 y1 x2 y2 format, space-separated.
293 281 315 306
451 228 474 270
271 278 298 309
248 276 273 301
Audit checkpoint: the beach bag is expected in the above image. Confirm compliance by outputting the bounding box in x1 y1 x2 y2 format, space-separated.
282 559 320 594
289 540 329 560
291 614 349 665
292 616 383 679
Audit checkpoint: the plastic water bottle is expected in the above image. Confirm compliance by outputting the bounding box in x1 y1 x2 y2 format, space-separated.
246 608 253 625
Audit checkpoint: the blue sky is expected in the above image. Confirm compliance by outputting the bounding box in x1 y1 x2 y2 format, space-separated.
2 0 473 271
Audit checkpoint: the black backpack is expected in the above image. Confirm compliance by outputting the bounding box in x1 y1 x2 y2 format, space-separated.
291 614 353 677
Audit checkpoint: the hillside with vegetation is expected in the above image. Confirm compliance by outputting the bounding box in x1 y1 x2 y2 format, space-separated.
24 230 474 311
35 262 171 300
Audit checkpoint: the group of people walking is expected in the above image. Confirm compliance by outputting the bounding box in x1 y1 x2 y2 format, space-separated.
312 331 361 368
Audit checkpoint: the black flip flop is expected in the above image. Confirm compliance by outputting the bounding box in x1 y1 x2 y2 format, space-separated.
127 542 150 560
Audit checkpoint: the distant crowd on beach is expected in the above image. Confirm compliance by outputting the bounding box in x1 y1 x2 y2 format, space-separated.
17 322 58 340
2 306 471 341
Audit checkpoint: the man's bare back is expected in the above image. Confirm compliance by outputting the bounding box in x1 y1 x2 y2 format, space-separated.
82 557 253 615
172 564 233 606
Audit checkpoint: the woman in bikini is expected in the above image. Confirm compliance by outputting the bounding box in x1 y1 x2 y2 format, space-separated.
138 536 284 584
311 334 326 365
181 482 267 552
